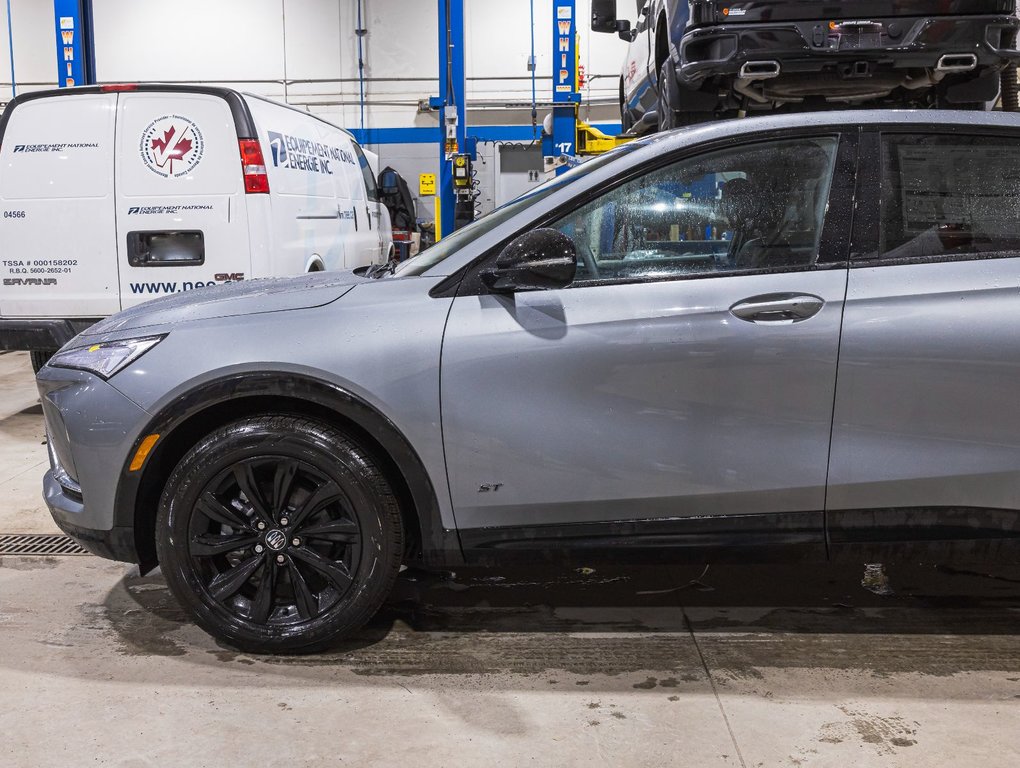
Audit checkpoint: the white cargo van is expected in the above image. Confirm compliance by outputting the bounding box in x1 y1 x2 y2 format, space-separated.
0 84 392 369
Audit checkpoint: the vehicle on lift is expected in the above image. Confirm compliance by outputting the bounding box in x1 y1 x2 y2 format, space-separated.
0 84 391 372
40 110 1020 653
592 0 1020 131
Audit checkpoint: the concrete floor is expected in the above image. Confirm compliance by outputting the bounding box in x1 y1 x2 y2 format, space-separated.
0 352 57 535
1 350 1018 767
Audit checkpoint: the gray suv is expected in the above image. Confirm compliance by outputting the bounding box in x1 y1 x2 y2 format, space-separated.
40 111 1020 652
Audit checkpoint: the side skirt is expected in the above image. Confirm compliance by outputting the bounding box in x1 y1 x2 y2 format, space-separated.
457 512 827 566
451 508 1020 567
828 507 1020 562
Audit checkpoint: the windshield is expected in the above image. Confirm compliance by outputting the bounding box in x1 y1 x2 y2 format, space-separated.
392 141 648 277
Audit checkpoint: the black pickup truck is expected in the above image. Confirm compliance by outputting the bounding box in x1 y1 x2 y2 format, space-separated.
593 0 1020 130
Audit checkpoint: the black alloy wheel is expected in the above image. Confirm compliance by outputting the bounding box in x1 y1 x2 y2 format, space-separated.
156 415 403 653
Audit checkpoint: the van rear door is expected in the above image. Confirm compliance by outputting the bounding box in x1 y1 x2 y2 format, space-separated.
115 91 251 306
0 93 120 318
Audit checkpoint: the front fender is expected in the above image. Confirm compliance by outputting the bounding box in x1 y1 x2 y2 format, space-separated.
114 371 463 573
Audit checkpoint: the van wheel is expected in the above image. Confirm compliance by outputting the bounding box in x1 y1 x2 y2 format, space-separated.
30 350 54 374
155 415 404 654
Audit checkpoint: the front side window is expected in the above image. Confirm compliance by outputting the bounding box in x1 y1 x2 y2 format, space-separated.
551 136 839 285
353 144 380 202
881 134 1020 262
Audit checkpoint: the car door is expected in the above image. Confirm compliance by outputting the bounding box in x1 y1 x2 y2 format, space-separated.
353 143 387 262
827 128 1020 543
337 138 376 268
440 132 857 550
623 2 654 118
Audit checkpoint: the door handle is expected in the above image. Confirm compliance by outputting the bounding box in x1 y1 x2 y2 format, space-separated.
730 293 825 324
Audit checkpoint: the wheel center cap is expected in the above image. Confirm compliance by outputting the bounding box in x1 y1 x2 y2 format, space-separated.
264 529 287 551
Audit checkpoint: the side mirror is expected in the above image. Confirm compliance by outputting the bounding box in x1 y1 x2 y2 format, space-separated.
616 20 636 42
591 0 618 33
481 229 577 293
378 168 400 195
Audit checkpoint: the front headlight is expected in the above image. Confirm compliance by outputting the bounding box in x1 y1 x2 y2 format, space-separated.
48 336 164 379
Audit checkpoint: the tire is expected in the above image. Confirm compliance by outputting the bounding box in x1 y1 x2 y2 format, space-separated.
30 350 54 374
156 415 404 654
622 107 635 133
620 78 634 133
657 59 679 131
657 60 714 131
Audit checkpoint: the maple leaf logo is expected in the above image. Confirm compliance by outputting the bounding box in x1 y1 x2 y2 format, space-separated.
150 127 175 156
150 126 194 172
170 135 192 159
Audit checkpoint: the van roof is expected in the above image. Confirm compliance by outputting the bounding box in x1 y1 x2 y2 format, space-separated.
241 92 358 142
0 84 361 148
0 84 259 144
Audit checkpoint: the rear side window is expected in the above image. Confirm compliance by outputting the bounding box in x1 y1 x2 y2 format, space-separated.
353 144 379 202
881 135 1020 262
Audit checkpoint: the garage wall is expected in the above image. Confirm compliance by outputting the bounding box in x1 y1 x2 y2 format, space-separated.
1 0 628 125
0 0 63 99
0 0 629 221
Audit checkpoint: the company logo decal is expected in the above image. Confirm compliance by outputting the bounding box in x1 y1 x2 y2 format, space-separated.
264 530 287 551
267 131 357 176
4 277 58 286
140 115 205 178
127 205 213 215
12 143 98 153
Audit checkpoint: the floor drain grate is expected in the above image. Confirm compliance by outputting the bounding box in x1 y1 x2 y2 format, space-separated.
0 534 90 556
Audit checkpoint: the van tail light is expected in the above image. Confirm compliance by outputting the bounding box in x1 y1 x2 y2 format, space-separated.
238 139 270 194
99 83 139 92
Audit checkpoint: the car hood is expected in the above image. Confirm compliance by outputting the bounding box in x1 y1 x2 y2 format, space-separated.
83 271 368 337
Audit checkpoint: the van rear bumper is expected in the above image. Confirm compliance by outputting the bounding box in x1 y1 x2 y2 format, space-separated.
0 318 100 351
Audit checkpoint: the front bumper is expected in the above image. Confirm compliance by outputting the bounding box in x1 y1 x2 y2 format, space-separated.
677 14 1020 86
44 471 139 562
38 366 151 564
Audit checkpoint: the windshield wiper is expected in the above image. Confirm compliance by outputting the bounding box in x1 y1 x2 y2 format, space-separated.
364 260 397 279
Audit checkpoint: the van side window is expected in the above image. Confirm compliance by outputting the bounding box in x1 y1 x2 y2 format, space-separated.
880 134 1020 262
353 144 380 202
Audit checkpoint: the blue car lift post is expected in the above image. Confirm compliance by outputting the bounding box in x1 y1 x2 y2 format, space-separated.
546 0 580 176
52 0 96 87
434 0 467 239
